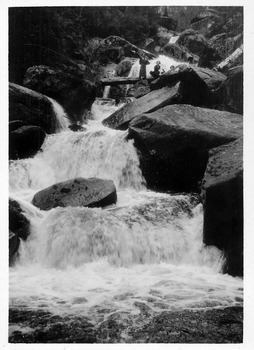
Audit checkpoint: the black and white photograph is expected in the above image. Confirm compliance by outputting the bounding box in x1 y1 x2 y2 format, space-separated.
3 0 252 346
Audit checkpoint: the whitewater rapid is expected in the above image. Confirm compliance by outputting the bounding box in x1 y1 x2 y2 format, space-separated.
9 58 243 328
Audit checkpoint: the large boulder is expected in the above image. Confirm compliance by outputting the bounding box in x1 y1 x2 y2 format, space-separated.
162 43 193 62
9 199 30 240
127 80 151 99
151 65 211 107
9 125 46 160
190 66 226 90
9 231 20 266
212 66 243 115
115 59 133 77
23 65 96 123
177 29 209 55
158 16 178 31
201 138 243 276
9 120 28 133
9 83 58 134
127 105 243 191
103 83 180 130
151 64 226 91
32 178 117 211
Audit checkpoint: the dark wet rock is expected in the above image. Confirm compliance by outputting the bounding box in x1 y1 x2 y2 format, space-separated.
151 65 211 108
9 83 58 134
158 16 178 31
115 59 133 77
9 120 28 133
191 66 226 90
127 79 151 99
9 231 20 266
9 306 243 343
197 46 221 69
201 138 243 276
9 125 46 160
32 177 117 211
177 29 209 55
68 124 86 132
151 64 226 92
162 43 193 62
23 65 96 123
212 66 243 115
9 309 97 343
103 83 180 130
127 104 243 192
9 199 30 240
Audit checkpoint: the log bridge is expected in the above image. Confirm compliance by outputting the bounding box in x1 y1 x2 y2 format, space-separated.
101 77 153 87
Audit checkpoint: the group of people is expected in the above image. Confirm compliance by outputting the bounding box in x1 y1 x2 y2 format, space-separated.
138 54 164 80
138 52 194 80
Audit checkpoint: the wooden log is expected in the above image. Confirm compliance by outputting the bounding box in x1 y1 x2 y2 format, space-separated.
101 77 154 86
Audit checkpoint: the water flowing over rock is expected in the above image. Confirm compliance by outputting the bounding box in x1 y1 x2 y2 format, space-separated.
9 83 57 134
103 83 180 130
32 177 117 211
201 138 243 276
127 104 243 191
9 125 46 160
23 65 96 123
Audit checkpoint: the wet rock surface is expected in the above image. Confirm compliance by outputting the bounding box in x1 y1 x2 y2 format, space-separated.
212 66 243 114
9 199 30 240
103 83 180 130
201 138 243 276
128 104 242 191
9 306 243 343
32 177 117 211
23 65 96 123
9 125 46 160
9 83 58 134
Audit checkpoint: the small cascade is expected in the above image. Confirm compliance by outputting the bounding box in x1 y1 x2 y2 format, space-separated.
102 69 116 99
47 97 70 131
9 123 146 197
169 35 179 44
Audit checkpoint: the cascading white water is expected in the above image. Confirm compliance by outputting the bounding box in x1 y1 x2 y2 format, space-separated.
47 97 70 131
9 82 243 330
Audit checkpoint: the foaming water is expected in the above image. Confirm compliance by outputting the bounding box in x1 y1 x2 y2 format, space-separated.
10 193 242 323
9 97 243 329
9 122 146 199
91 98 125 121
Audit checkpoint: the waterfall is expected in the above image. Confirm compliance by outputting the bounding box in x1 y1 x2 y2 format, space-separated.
169 35 179 44
47 97 70 131
9 88 243 329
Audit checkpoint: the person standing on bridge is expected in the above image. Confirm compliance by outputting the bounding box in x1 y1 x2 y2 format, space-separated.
138 52 150 80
